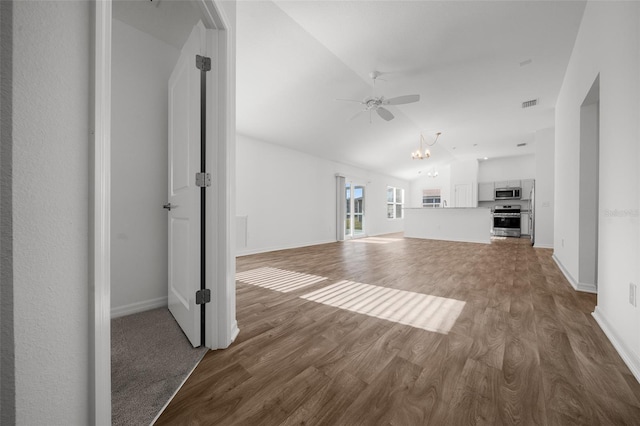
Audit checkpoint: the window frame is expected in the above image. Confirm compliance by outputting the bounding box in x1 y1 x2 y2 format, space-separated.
387 186 404 219
422 188 442 208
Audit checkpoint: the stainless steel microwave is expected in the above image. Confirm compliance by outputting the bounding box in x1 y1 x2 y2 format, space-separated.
495 187 521 200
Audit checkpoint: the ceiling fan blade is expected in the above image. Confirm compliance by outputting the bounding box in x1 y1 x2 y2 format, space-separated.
384 94 420 105
376 107 394 121
336 98 365 104
349 110 366 121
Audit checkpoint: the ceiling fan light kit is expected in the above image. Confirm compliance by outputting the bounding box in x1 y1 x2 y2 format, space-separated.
412 132 441 160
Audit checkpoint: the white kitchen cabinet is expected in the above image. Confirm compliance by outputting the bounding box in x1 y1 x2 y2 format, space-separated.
521 212 530 235
521 179 535 200
495 180 521 188
478 182 494 201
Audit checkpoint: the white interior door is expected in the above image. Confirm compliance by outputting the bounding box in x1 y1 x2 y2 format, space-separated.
167 22 206 347
454 183 472 207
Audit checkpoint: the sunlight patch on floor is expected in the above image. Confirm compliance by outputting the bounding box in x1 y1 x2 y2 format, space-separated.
347 237 403 244
236 267 328 293
300 280 465 334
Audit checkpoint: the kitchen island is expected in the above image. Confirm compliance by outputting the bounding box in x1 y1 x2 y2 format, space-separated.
404 207 492 244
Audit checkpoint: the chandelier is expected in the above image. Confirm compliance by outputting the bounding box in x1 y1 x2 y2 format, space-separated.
411 132 441 160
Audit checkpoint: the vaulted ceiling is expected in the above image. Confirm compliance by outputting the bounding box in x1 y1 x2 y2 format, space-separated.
113 0 587 182
236 1 586 180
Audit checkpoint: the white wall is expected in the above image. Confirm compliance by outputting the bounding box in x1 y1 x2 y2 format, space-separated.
236 134 409 255
450 159 479 207
408 166 451 208
555 1 640 380
111 19 179 316
11 1 90 423
533 128 555 249
578 101 599 288
478 154 535 182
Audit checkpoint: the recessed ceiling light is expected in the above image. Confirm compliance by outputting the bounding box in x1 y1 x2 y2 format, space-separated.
483 157 488 160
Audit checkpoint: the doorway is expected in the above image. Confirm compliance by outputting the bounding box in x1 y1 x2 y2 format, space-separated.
92 1 237 423
578 75 600 293
110 4 206 423
345 181 366 238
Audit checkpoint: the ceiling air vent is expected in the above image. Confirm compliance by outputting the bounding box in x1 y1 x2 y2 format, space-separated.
517 143 527 147
522 99 538 109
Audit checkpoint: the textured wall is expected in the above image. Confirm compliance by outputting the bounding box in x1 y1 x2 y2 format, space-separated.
0 1 14 423
12 1 90 423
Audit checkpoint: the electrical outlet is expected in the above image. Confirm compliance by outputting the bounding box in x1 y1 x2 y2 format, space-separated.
630 282 637 307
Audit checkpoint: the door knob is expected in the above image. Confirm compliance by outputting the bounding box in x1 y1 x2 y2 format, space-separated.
163 203 176 211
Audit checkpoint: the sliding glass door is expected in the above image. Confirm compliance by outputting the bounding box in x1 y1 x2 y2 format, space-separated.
345 182 365 238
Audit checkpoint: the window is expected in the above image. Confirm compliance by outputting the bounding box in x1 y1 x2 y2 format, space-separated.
387 186 404 219
422 189 441 208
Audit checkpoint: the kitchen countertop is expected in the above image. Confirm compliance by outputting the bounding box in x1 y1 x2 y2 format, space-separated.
404 207 491 210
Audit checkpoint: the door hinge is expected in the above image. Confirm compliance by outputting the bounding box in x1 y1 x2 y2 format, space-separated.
196 55 211 72
196 289 211 305
195 172 211 187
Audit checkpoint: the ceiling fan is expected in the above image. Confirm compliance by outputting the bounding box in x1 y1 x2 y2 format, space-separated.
337 71 420 122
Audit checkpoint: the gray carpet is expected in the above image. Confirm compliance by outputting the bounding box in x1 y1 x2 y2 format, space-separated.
111 307 208 426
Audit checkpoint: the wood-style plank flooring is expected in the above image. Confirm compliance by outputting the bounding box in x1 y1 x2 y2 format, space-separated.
156 235 640 425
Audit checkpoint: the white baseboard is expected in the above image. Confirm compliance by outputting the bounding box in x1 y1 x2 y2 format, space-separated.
236 238 336 257
576 281 598 294
111 296 168 319
405 235 490 245
229 321 240 344
592 307 640 383
534 243 554 249
551 254 598 294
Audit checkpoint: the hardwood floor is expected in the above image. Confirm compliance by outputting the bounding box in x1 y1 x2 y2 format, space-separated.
156 235 640 425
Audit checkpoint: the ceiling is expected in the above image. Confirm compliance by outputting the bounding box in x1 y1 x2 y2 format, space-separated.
236 1 586 180
112 0 587 182
113 0 203 49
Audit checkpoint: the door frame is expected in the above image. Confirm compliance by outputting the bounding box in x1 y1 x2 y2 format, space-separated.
91 1 238 423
